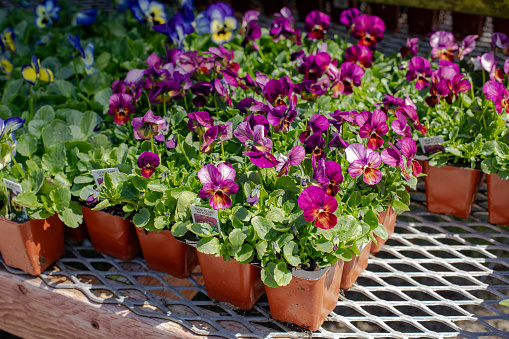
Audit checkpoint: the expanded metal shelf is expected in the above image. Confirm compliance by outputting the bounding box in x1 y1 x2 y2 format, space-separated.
1 181 509 338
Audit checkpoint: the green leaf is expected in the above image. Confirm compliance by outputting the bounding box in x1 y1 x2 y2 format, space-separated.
392 200 410 212
172 220 191 237
50 186 71 211
261 262 292 288
92 199 111 210
364 209 380 229
34 105 55 122
13 192 42 209
17 134 38 158
312 238 334 253
229 228 248 247
251 216 274 240
29 169 45 194
445 146 462 157
234 244 254 263
94 88 112 109
59 201 83 228
147 182 169 192
187 222 217 237
175 191 197 221
256 240 268 259
41 142 66 174
154 216 167 230
283 241 301 267
499 299 509 307
79 111 99 139
133 208 151 228
41 120 73 150
197 237 220 255
53 80 74 98
373 223 388 239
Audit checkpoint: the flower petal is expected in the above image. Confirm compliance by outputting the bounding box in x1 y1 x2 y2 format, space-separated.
348 160 365 177
298 186 324 212
209 191 232 209
345 143 367 163
315 211 337 229
363 167 382 185
197 164 221 186
217 162 236 181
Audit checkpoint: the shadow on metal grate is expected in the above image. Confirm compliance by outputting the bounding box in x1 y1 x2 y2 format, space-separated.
1 180 509 338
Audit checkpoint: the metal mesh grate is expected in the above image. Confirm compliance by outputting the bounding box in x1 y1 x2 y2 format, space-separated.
1 180 509 338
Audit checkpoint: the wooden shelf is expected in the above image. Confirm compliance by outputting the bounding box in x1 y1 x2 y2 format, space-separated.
0 266 214 339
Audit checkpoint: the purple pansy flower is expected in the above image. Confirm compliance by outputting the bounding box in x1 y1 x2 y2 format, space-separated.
298 52 331 81
458 35 478 59
491 32 509 53
313 159 343 197
304 10 330 40
188 111 214 137
391 111 411 138
330 62 364 97
345 143 382 185
340 8 360 28
275 145 305 177
294 78 330 100
429 31 458 61
329 132 350 150
267 104 297 134
243 128 278 168
132 110 166 140
198 163 239 210
201 123 232 154
298 186 338 230
246 186 260 206
108 94 135 125
304 132 326 168
242 20 261 49
400 38 418 58
137 152 160 178
505 60 509 74
344 45 373 68
483 80 509 114
355 109 388 150
406 56 432 90
263 77 293 106
381 139 421 180
444 74 471 104
351 14 385 50
191 81 213 107
299 113 329 143
237 98 268 114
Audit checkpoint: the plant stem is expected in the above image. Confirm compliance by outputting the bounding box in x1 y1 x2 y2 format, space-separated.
163 93 167 116
73 58 80 93
258 45 266 62
183 92 189 111
151 137 155 153
221 141 226 162
29 86 34 121
11 153 25 180
145 91 152 110
178 134 195 169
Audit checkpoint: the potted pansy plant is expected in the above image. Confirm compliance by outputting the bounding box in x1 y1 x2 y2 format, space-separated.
404 31 508 218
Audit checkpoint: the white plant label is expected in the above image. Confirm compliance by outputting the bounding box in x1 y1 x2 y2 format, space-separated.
3 179 28 219
190 205 221 234
419 135 445 154
91 168 119 186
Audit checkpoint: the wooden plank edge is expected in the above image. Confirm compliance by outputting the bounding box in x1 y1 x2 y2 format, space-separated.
0 266 224 339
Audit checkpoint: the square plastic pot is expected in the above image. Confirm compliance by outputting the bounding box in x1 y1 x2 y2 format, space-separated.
197 252 265 310
265 260 345 331
0 214 64 276
135 228 198 278
82 206 140 261
340 240 372 290
371 207 397 253
422 161 482 219
487 174 509 225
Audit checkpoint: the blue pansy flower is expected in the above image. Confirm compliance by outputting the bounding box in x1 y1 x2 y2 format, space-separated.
0 28 16 54
68 34 96 75
153 2 194 49
0 55 14 78
35 0 61 28
0 117 26 170
131 0 167 27
73 9 98 26
195 2 237 45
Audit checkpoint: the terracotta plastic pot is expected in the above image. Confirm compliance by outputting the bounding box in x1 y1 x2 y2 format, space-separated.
64 223 88 243
82 207 140 261
371 207 397 253
197 252 265 309
487 174 509 225
422 161 482 219
135 228 198 278
0 214 64 276
265 260 344 331
340 240 372 290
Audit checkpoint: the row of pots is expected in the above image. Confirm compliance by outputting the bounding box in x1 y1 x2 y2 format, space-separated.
0 205 397 330
422 161 509 223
